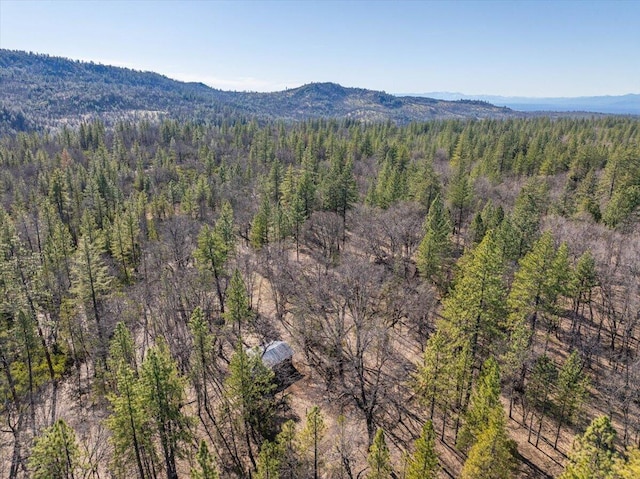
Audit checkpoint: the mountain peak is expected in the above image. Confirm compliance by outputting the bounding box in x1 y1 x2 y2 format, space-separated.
289 82 350 97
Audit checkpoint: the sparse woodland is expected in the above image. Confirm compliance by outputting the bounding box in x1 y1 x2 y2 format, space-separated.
1 116 640 478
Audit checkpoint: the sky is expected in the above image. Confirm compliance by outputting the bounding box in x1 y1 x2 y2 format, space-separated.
1 0 639 97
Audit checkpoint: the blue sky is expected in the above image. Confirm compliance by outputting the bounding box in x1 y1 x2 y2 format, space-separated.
1 0 639 97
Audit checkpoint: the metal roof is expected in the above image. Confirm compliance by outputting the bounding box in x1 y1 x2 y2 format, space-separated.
249 340 293 368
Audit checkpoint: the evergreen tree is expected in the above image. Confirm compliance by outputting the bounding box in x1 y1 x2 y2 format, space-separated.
29 419 82 479
507 232 563 340
191 440 219 479
299 406 325 479
440 231 507 412
109 206 140 283
42 199 74 292
215 201 236 250
447 160 472 236
256 440 281 479
250 196 272 249
458 357 501 453
415 330 457 423
569 250 598 341
468 211 486 244
602 184 640 228
108 321 137 372
459 407 515 479
276 420 299 479
405 420 439 479
408 159 441 210
139 341 192 479
224 341 277 465
613 447 640 479
281 165 306 258
559 416 617 479
223 269 252 334
574 168 601 221
508 178 547 259
70 219 112 353
106 361 154 479
366 428 392 479
188 307 216 415
503 233 566 406
321 152 357 235
554 351 589 448
526 355 558 446
416 194 451 287
194 204 235 313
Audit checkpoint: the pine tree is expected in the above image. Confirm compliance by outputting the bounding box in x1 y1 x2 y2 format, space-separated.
602 184 640 229
504 233 566 412
458 357 501 453
191 440 219 479
569 251 598 342
223 269 252 334
559 416 617 479
613 447 640 478
215 201 236 250
407 159 441 210
281 165 310 260
268 159 284 204
416 194 451 286
70 217 112 353
29 419 82 479
440 231 507 410
405 420 439 479
414 330 456 423
526 355 558 446
250 196 272 249
299 406 325 479
507 232 562 340
366 428 392 479
447 161 472 236
554 351 589 448
188 307 216 414
298 147 319 216
321 152 357 236
574 168 601 221
509 178 547 259
41 199 74 292
256 440 281 479
276 420 299 479
224 341 277 465
194 204 235 313
108 321 137 372
109 206 140 283
139 341 192 479
106 361 154 479
469 211 486 244
459 407 515 479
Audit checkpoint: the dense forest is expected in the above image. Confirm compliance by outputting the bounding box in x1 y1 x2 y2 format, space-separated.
1 115 639 479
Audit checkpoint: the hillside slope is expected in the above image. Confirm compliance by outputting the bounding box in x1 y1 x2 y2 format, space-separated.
0 50 520 132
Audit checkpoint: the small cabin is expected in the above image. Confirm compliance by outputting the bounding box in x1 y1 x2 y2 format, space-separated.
247 340 297 388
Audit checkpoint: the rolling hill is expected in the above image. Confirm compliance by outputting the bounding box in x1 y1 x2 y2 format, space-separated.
0 49 521 133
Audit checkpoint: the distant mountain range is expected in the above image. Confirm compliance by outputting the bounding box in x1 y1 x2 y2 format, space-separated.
0 50 630 135
403 92 640 115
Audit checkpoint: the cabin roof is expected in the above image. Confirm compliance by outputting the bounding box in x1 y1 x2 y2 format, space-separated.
249 340 293 368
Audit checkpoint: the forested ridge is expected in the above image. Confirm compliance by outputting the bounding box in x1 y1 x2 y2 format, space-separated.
1 115 640 478
0 49 526 135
